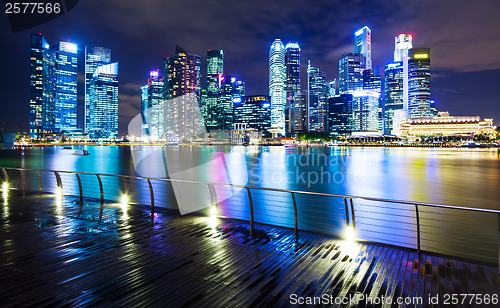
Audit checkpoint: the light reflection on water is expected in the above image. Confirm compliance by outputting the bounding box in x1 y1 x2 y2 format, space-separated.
0 145 499 262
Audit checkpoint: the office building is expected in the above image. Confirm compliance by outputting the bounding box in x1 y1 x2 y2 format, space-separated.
352 90 380 132
204 50 224 130
163 46 202 142
53 42 78 132
269 39 286 135
354 26 372 69
327 94 354 135
291 91 307 133
141 70 164 139
85 46 111 134
328 80 336 97
285 43 300 134
29 34 77 138
384 62 404 134
408 48 431 118
88 62 119 139
394 34 413 62
219 75 245 130
233 95 271 133
339 53 366 94
307 62 328 132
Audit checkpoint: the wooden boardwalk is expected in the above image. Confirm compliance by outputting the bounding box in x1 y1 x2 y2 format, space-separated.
0 191 499 307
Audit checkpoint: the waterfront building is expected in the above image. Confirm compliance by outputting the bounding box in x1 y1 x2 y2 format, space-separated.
327 94 354 135
29 34 78 138
219 75 245 130
233 95 271 133
204 50 224 130
354 26 372 69
394 34 413 62
338 53 366 94
29 33 55 138
141 70 164 139
384 62 404 134
88 62 119 139
285 43 301 135
408 48 431 118
291 91 307 133
54 42 78 133
269 39 286 135
307 62 328 132
352 90 380 132
398 115 496 142
231 123 261 145
85 46 111 134
163 46 202 142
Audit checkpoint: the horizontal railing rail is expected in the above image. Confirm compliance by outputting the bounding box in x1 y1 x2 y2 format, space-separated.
1 166 499 269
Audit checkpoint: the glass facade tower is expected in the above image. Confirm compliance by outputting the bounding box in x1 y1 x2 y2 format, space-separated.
88 62 119 139
285 43 300 134
307 62 328 132
205 50 224 130
85 46 111 134
141 70 164 139
339 53 366 94
354 26 372 70
408 48 431 118
384 62 404 134
54 42 78 132
269 39 286 135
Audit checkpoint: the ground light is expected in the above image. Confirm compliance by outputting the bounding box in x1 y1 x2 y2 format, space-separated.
340 225 359 257
120 194 129 211
1 182 8 191
344 225 355 242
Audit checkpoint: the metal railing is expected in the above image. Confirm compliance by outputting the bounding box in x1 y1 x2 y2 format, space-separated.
1 166 499 269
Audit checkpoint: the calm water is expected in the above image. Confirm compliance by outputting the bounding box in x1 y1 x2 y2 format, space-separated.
1 145 499 263
1 145 499 209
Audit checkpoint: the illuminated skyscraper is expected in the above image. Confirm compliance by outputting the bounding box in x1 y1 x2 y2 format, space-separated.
291 91 307 133
328 94 354 135
352 90 380 132
233 95 271 132
219 75 245 130
141 70 164 138
54 42 78 132
307 62 328 132
29 34 77 138
269 39 286 135
285 43 300 134
408 48 431 118
85 46 111 134
354 26 372 70
339 53 366 94
29 33 55 138
164 46 202 142
204 50 224 130
384 62 404 134
394 34 413 62
88 62 119 139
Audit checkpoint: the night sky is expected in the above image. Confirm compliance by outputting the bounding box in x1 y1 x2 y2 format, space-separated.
1 0 499 135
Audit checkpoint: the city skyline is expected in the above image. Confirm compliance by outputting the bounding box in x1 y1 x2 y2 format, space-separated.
1 0 500 134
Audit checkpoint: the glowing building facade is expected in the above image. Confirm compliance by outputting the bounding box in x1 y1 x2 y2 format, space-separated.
141 70 164 139
285 43 300 134
204 50 224 130
307 62 328 132
269 39 286 135
85 46 111 134
408 48 431 118
233 95 271 132
88 62 119 139
384 62 404 134
354 26 372 70
339 53 366 94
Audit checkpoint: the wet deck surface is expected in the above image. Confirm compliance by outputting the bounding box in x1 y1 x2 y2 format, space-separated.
0 191 499 307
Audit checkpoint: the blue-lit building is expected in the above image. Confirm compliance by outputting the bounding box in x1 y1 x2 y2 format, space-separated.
163 46 202 142
233 95 271 133
88 63 119 139
204 49 224 130
141 70 164 138
269 39 286 135
85 46 111 134
29 34 77 138
219 75 245 131
408 48 431 118
339 53 366 94
54 42 78 132
307 62 328 132
354 26 372 70
328 94 354 135
352 90 380 132
384 62 404 134
291 91 307 133
285 43 300 135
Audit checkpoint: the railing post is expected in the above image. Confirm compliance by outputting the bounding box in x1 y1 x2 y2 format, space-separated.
53 171 62 194
119 176 128 195
349 198 356 229
96 174 104 201
36 170 43 193
291 192 298 237
415 204 421 258
147 179 154 224
1 168 8 184
344 197 350 227
246 187 254 228
75 174 83 204
19 169 26 192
